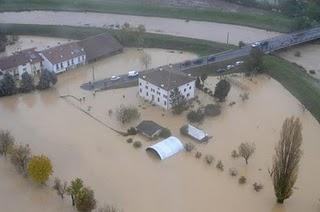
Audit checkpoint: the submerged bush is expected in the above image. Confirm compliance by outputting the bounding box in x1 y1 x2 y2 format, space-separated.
126 138 133 143
195 151 202 159
216 160 224 171
231 150 239 158
116 105 140 124
159 128 171 139
204 155 214 165
127 127 137 135
133 141 142 148
204 104 221 117
185 143 195 152
229 168 238 177
253 182 264 192
187 109 204 123
239 176 247 184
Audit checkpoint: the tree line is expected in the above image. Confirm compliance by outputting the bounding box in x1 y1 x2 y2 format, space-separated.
0 70 57 97
0 130 121 212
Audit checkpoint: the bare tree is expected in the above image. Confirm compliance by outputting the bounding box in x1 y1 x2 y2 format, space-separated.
271 117 303 204
10 144 31 175
140 52 151 69
0 130 15 157
53 178 68 199
238 142 255 164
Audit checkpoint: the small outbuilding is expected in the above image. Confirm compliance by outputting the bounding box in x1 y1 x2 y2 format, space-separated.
136 120 164 139
146 136 184 160
180 124 209 143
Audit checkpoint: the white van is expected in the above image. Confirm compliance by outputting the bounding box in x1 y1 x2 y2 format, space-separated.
128 71 139 77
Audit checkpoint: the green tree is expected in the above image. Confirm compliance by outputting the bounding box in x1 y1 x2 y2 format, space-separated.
244 48 264 74
27 155 53 184
10 144 31 175
75 187 97 212
67 178 84 206
271 117 303 204
213 79 231 102
187 109 204 123
169 88 187 114
0 130 15 157
37 70 57 90
20 72 34 93
1 72 17 96
116 105 140 124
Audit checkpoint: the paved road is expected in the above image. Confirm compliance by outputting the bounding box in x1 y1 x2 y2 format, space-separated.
81 26 320 91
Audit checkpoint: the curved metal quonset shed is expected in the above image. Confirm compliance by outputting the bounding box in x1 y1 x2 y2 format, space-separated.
146 136 184 160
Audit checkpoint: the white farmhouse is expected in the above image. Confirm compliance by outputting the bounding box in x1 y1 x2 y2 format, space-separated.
40 42 86 73
0 48 43 80
138 69 196 109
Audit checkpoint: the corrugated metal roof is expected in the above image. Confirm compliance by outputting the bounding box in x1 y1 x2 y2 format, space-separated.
187 124 208 141
146 136 184 160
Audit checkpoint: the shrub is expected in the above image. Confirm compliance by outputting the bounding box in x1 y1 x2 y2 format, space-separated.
229 168 238 177
159 128 171 139
187 109 204 123
180 125 188 136
239 92 249 101
309 70 316 74
133 141 142 148
204 155 214 165
27 155 53 184
231 150 239 158
195 151 202 159
253 182 264 192
204 104 221 117
126 138 133 143
294 51 301 57
185 143 195 152
239 41 246 48
216 160 224 171
238 176 247 184
214 79 231 102
127 127 137 135
116 105 140 124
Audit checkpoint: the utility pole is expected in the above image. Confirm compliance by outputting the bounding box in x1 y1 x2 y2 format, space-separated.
226 32 230 45
92 65 95 83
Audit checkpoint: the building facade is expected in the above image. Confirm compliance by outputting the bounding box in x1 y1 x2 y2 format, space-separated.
40 42 86 73
138 70 196 109
0 48 42 80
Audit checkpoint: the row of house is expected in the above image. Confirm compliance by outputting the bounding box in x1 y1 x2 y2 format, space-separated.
0 33 123 79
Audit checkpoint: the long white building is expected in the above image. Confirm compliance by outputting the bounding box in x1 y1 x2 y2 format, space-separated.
138 69 196 109
40 42 86 73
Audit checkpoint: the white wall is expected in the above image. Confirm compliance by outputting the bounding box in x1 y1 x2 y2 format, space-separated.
138 78 196 110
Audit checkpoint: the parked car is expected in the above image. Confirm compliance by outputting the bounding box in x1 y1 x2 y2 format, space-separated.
251 42 260 48
182 60 192 67
235 61 244 66
207 56 216 62
227 65 235 70
216 68 226 73
128 71 139 77
193 58 204 65
110 75 120 81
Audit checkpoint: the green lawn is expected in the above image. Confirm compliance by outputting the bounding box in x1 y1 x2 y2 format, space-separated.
0 23 234 56
264 56 320 122
0 0 293 32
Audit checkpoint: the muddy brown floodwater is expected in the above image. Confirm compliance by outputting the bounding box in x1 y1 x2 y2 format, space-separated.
0 36 320 212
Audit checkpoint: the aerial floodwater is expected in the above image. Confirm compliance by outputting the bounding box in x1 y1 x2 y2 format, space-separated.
0 36 320 212
0 11 281 45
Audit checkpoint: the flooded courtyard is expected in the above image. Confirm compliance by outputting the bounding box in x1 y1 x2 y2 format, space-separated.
1 36 320 212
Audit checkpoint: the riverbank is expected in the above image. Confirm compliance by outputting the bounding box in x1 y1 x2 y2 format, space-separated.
0 1 293 32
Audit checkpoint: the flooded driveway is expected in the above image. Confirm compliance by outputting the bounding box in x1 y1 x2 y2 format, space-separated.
0 11 281 45
0 36 320 212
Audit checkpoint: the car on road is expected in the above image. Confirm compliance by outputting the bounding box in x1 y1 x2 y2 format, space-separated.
128 71 139 77
207 56 216 62
110 75 120 81
216 68 226 73
182 60 192 67
227 64 235 70
251 42 261 48
193 58 204 65
235 61 244 66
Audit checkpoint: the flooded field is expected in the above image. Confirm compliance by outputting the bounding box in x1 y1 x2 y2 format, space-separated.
0 11 281 45
277 44 320 80
1 36 320 212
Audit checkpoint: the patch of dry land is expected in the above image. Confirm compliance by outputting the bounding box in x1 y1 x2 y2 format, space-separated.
1 36 320 212
277 43 320 80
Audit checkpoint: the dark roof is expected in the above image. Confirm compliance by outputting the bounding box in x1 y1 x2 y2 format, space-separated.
140 70 196 91
78 33 123 62
40 42 85 64
0 48 42 71
136 120 164 138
